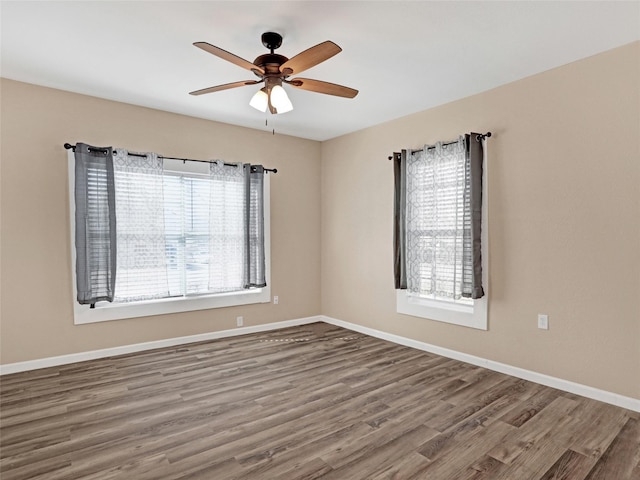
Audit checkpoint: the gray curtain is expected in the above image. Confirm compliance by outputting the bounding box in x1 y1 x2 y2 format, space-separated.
74 143 117 305
245 164 266 288
393 151 407 289
462 133 485 299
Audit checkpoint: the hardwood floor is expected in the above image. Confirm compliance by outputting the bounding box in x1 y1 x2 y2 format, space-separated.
1 323 638 479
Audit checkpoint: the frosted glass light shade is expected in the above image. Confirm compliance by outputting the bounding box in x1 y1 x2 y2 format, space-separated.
270 85 293 113
249 89 268 112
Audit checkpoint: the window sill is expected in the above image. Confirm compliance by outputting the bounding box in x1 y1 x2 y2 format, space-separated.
396 290 487 330
73 287 271 325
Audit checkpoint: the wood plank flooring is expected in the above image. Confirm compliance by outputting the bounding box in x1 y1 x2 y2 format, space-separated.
1 323 638 479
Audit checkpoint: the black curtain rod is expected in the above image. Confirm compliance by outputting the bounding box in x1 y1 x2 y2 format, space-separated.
64 143 277 174
387 132 492 161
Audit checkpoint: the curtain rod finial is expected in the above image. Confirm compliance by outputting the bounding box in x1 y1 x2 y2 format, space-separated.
476 132 492 142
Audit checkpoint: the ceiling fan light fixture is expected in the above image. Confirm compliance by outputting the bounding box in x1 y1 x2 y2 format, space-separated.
192 33 358 114
270 84 293 114
249 87 268 112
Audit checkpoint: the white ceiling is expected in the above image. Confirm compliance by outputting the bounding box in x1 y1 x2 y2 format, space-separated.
2 1 639 141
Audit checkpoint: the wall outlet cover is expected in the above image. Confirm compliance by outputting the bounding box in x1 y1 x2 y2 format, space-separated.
537 314 549 330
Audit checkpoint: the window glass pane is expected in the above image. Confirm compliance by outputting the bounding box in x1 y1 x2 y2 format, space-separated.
107 161 263 304
406 140 472 305
184 176 209 294
163 175 185 297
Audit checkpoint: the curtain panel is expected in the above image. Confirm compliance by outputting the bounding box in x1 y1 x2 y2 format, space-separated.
74 143 117 305
463 133 485 299
112 150 169 302
245 164 266 288
393 151 407 289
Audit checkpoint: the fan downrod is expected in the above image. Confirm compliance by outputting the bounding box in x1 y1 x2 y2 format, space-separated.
261 32 283 53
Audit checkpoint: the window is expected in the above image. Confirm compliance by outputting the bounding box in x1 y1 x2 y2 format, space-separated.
163 173 218 298
68 148 270 325
394 134 488 330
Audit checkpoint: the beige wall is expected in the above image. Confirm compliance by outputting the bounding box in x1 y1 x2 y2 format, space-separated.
321 42 640 399
1 42 639 400
0 79 321 363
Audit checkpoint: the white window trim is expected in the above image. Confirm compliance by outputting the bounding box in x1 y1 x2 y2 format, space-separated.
67 151 271 325
396 140 489 330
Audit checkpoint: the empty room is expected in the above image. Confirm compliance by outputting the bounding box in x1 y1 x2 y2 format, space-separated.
1 1 639 479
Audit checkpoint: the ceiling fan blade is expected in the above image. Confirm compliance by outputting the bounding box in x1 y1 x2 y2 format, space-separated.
193 42 265 76
280 41 341 75
289 78 358 98
189 80 260 96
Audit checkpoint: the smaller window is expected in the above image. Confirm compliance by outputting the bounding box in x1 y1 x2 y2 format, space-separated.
394 135 488 330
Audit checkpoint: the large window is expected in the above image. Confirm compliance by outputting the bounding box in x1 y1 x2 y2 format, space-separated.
394 134 488 330
69 148 270 325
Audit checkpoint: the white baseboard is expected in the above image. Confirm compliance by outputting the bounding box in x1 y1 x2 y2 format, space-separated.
321 315 640 413
0 316 322 376
2 314 638 413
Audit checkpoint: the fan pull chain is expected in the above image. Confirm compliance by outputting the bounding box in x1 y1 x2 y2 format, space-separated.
265 117 276 135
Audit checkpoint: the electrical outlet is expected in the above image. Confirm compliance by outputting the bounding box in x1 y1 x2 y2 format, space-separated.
537 314 549 330
236 316 243 327
273 295 279 305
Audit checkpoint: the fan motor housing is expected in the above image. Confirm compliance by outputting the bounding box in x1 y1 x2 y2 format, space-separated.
253 54 289 75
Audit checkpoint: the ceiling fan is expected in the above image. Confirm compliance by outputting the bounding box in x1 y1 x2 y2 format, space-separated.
189 32 358 114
